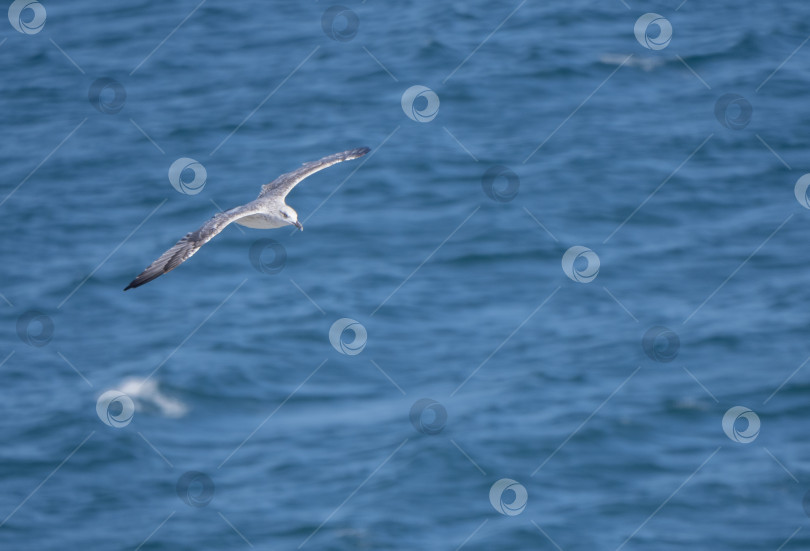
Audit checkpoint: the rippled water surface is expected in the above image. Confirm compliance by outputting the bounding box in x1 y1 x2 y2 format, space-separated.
2 1 810 549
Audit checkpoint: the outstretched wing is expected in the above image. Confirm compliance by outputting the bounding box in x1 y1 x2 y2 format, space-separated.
259 147 370 200
124 205 260 290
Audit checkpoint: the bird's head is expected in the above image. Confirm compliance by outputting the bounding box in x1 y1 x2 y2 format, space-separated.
280 204 303 231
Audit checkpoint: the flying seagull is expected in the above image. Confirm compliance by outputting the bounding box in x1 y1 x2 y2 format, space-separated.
124 147 370 290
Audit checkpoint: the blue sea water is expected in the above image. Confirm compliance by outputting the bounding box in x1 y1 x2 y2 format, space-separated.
2 0 810 549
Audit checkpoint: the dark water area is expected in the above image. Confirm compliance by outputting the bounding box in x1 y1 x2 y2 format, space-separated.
2 1 810 549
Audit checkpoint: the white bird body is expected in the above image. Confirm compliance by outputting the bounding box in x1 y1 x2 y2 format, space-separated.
235 212 286 229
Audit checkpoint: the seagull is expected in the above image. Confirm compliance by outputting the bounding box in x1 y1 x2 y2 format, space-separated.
124 147 370 290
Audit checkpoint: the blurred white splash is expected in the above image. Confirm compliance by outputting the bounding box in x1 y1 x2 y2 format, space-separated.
119 377 188 418
599 53 665 72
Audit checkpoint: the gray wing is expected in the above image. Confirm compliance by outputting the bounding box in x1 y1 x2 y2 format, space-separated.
259 147 370 200
124 204 260 290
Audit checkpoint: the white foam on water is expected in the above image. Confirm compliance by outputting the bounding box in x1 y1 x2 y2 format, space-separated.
119 377 189 419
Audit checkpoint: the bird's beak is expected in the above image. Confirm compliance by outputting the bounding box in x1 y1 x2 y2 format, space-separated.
293 220 303 231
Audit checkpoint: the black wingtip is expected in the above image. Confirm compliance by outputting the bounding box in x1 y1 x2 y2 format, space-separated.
123 274 154 291
356 146 370 156
124 272 154 291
